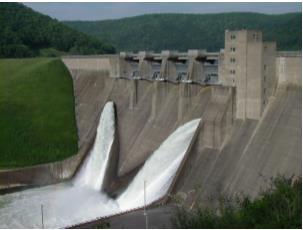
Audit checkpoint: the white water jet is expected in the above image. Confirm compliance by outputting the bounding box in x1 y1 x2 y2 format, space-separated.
117 119 200 210
74 102 115 191
0 102 118 228
0 99 200 229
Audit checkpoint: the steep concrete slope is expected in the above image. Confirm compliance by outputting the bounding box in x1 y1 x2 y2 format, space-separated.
68 59 300 204
72 71 212 178
174 84 301 205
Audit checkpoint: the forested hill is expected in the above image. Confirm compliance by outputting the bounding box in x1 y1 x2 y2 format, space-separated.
0 3 115 58
64 13 301 52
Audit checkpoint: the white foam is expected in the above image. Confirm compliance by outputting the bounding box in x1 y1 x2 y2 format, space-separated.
117 119 200 209
0 103 200 228
74 102 115 191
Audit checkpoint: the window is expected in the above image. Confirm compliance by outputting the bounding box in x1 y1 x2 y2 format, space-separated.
264 65 267 70
264 75 266 81
230 34 236 40
230 69 236 74
230 58 236 63
230 47 236 52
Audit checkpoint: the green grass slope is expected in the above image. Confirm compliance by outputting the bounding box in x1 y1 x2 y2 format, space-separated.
64 12 301 52
0 58 78 168
0 3 115 58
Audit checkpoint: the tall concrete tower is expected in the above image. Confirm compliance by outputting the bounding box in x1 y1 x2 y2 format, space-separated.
219 30 276 120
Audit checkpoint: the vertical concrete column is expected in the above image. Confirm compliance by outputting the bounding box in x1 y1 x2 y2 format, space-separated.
138 51 153 79
262 42 277 108
160 50 178 81
129 79 138 110
109 56 120 78
187 50 206 82
151 81 169 120
201 86 234 149
178 83 191 122
119 52 135 78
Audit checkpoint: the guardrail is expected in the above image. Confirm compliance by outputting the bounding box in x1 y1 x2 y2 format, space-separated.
117 75 220 86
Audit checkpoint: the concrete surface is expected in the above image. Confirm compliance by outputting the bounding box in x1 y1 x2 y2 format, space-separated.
0 139 94 189
174 83 301 205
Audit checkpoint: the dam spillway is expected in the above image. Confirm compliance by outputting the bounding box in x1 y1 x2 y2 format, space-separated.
74 102 115 191
0 102 200 228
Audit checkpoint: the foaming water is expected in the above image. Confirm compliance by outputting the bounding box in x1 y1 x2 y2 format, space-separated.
0 100 200 228
0 102 118 228
74 102 115 191
0 183 119 228
117 119 200 209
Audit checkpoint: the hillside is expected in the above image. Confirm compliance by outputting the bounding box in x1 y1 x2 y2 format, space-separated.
64 13 301 52
0 58 78 168
0 3 115 58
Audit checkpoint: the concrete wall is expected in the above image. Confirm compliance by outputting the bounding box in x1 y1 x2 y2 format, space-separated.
62 56 116 72
200 86 234 149
276 52 302 86
263 42 277 106
246 31 263 119
220 30 278 121
174 83 301 206
69 69 214 177
63 56 300 205
0 138 94 189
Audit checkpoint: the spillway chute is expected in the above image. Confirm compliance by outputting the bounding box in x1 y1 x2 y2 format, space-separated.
74 101 115 191
117 119 201 210
0 101 200 228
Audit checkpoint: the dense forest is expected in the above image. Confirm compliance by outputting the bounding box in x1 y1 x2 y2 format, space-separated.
0 3 115 58
65 12 301 52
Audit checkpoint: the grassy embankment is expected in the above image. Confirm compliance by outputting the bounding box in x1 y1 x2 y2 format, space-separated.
0 58 78 168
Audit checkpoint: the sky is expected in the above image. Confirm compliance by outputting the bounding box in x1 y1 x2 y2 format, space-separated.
23 2 302 21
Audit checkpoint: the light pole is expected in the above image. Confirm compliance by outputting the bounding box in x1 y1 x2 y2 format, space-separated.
144 180 148 229
41 204 44 229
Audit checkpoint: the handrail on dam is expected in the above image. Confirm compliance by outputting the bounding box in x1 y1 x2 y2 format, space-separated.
120 50 219 61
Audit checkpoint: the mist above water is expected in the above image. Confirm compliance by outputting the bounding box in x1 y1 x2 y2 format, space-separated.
0 102 200 228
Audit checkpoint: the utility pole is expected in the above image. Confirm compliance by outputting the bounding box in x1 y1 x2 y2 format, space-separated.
41 204 44 229
144 180 148 229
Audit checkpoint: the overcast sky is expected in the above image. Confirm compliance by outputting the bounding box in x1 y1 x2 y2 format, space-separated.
23 2 302 21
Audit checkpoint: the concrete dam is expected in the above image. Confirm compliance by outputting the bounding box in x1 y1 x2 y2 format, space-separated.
0 29 301 228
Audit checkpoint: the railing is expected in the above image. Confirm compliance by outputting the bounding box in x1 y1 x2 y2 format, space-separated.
118 71 220 86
